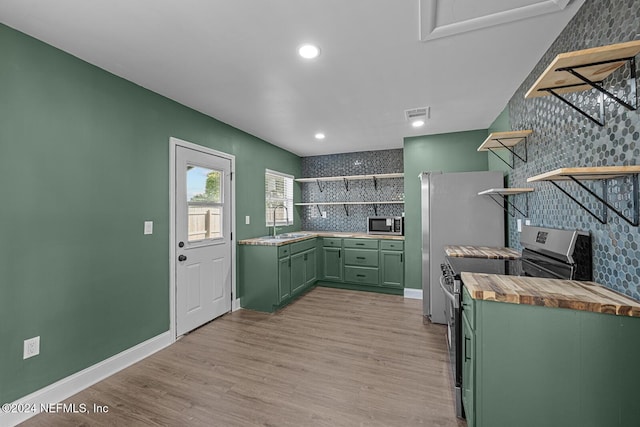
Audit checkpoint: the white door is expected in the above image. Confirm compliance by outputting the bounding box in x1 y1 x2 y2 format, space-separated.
175 145 232 336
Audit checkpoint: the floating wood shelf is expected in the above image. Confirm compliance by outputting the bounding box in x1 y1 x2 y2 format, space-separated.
525 41 640 126
478 130 532 169
295 201 404 206
295 201 404 216
527 166 640 226
527 166 640 182
478 188 534 217
295 173 403 183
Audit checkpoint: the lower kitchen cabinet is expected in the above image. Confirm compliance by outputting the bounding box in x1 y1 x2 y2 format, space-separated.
239 238 318 313
463 286 640 427
322 246 343 281
277 256 290 303
380 240 404 288
291 248 316 296
319 237 404 294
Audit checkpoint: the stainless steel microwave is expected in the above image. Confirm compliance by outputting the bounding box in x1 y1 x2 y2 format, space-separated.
367 216 404 235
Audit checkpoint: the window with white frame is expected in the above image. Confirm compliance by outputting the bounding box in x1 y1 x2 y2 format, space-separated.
265 169 294 227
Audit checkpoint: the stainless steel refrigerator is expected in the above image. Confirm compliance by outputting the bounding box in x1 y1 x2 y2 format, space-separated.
420 171 505 324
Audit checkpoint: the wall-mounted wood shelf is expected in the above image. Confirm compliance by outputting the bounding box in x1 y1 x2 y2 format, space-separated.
477 130 532 169
295 173 403 183
478 188 534 217
528 166 640 226
294 201 404 217
296 173 403 191
525 41 640 126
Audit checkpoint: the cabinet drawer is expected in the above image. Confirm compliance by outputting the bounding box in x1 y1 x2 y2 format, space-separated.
278 245 290 258
344 248 379 267
380 240 404 251
343 238 379 249
462 286 475 330
344 266 379 286
323 237 342 247
290 238 316 254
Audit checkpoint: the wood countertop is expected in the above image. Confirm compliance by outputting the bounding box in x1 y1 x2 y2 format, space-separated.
445 245 521 259
238 231 404 246
461 272 640 317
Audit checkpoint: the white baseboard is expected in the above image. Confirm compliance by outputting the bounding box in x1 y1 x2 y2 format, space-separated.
404 288 423 300
1 331 172 427
232 298 241 311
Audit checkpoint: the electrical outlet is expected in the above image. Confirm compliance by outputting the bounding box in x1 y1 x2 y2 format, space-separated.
321 211 327 218
245 216 250 225
24 336 40 359
517 219 522 232
525 219 531 226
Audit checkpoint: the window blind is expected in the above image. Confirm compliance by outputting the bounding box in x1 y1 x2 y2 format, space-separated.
265 169 294 226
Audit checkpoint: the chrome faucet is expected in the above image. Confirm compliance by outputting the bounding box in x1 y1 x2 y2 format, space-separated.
272 204 289 237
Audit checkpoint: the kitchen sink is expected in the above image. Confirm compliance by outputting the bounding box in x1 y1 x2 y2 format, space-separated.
257 233 312 241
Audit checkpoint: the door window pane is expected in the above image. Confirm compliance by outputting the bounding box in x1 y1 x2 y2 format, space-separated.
187 166 223 241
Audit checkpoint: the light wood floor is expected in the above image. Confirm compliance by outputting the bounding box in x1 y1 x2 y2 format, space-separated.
22 287 466 427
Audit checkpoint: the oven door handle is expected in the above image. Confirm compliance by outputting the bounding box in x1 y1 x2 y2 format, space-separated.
439 276 459 309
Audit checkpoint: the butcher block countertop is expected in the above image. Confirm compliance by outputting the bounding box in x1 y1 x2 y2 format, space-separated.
239 231 404 246
461 272 640 317
445 245 521 259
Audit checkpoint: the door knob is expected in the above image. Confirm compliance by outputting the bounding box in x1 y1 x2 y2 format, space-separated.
178 255 187 262
178 241 185 248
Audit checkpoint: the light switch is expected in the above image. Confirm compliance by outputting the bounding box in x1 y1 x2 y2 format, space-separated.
525 219 531 226
517 219 522 232
144 221 153 235
321 211 327 218
245 216 251 225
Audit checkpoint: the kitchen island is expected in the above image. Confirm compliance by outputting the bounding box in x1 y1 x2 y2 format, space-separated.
460 272 640 427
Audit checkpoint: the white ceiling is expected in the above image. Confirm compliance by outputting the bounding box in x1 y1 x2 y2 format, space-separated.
0 0 584 156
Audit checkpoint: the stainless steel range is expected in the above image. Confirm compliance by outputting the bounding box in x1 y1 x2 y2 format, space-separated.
440 225 592 419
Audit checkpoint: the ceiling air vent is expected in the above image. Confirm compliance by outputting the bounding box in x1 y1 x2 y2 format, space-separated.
405 107 429 127
405 107 430 122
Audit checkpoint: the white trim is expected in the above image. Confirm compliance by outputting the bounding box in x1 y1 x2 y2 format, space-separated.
265 168 294 180
419 0 571 41
404 288 423 300
0 331 172 427
169 137 236 341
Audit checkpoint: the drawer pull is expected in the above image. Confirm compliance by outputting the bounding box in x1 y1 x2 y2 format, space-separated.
356 256 366 260
356 274 366 278
356 243 365 246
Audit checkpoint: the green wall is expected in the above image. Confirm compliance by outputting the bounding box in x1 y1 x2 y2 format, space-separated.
0 23 300 404
402 130 490 289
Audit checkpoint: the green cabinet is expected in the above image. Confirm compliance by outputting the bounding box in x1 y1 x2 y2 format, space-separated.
240 238 318 313
320 237 404 294
380 240 404 289
463 286 640 427
292 248 317 296
278 256 290 303
462 306 475 427
322 247 343 281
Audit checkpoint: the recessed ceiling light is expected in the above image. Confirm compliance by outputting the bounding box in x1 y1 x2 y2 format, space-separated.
411 120 425 128
315 132 326 140
299 44 320 59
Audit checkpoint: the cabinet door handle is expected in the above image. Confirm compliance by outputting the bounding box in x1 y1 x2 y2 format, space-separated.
400 254 403 262
338 250 341 258
464 336 471 361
